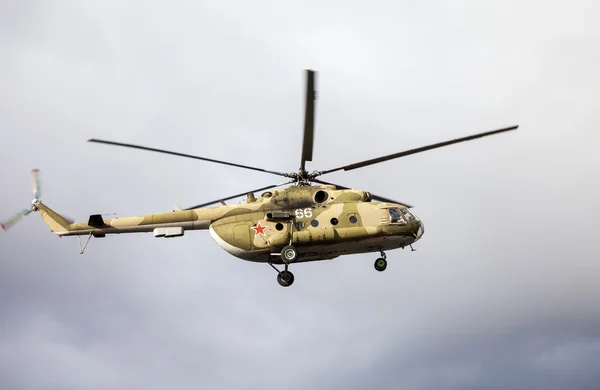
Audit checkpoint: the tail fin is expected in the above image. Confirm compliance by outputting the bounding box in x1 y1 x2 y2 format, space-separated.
36 203 72 234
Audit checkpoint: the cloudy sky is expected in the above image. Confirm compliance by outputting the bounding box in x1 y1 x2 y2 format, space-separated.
1 1 599 389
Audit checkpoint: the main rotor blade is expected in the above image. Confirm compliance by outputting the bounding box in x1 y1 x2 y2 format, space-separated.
312 179 413 208
87 139 288 177
184 182 290 210
300 70 316 171
319 125 519 175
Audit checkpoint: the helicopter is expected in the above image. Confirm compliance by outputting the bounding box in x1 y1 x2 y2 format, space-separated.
1 70 518 287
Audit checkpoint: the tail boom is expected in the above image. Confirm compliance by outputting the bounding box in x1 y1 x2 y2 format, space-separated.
59 219 211 237
37 203 212 237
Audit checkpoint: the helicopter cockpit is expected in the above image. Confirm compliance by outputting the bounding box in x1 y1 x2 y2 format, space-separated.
388 207 418 224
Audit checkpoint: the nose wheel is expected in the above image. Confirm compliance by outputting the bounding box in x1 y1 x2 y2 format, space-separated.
374 250 387 272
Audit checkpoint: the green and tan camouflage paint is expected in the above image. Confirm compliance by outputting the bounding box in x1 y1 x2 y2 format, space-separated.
37 184 423 263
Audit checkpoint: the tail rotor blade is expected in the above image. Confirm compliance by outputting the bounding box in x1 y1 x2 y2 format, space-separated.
30 169 41 200
1 209 33 231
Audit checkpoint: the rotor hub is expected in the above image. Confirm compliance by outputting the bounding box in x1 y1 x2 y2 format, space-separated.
284 168 323 185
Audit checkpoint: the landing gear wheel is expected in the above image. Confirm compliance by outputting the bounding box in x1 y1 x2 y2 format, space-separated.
281 245 298 263
277 270 295 287
374 257 387 272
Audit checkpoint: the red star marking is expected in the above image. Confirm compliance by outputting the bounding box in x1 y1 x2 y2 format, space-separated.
251 221 268 236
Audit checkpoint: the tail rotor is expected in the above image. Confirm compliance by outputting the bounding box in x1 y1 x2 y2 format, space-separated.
1 169 42 231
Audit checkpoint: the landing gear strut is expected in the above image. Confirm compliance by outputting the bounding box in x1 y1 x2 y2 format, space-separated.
374 250 387 272
268 245 299 287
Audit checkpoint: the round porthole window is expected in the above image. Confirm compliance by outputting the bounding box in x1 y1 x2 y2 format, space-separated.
276 223 284 231
349 215 358 224
330 217 338 225
311 220 319 227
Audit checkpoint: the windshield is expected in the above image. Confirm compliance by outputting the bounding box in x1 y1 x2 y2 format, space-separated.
402 208 417 222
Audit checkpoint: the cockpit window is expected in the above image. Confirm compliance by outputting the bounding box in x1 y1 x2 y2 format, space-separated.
401 208 416 222
389 208 406 224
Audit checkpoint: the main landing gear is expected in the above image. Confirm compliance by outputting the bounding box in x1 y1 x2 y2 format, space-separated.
270 247 397 285
281 245 298 263
269 245 298 287
374 250 388 272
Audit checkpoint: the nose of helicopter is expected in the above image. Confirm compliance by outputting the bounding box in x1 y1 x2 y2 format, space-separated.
414 220 424 241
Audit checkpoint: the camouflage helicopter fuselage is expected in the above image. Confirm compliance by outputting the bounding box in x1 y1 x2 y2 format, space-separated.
37 184 424 264
2 70 517 287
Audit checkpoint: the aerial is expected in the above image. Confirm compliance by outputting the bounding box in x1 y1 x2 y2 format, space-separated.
2 70 517 287
1 1 599 389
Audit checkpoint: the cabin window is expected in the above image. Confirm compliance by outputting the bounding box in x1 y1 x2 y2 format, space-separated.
311 220 319 227
349 215 358 224
330 217 339 226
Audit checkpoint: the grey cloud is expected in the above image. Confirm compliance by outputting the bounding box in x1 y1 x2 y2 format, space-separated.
1 1 599 389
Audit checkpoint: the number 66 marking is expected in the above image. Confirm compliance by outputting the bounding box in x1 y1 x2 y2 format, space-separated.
295 208 313 218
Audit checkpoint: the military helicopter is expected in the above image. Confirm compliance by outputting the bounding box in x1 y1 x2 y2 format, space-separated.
2 70 518 286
